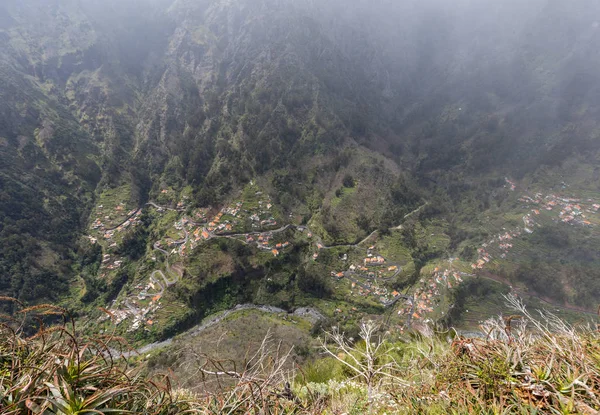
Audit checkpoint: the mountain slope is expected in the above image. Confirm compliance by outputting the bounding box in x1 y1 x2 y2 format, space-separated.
1 0 600 326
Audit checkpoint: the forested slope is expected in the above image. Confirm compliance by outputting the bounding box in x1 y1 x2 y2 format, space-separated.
1 0 599 314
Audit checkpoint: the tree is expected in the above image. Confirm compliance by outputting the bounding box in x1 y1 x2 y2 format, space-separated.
342 174 355 188
320 320 406 401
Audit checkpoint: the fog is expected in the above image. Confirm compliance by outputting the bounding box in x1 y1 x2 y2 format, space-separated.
2 0 600 339
2 0 600 173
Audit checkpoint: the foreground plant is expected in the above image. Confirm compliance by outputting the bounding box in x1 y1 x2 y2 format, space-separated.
411 295 600 414
0 297 195 415
3 294 600 414
173 330 303 414
320 320 407 402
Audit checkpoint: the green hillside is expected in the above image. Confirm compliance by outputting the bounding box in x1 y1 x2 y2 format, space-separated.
1 2 600 411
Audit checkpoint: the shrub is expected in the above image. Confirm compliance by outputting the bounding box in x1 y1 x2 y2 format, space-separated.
0 298 194 415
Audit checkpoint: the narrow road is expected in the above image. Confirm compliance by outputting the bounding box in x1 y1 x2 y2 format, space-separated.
146 202 180 211
315 201 429 250
211 224 292 239
319 229 378 250
148 200 428 252
131 200 428 324
152 269 178 288
172 225 189 245
153 242 168 256
105 209 141 231
145 237 181 297
391 201 429 230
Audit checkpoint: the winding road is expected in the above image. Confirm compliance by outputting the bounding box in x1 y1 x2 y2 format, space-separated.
312 201 429 250
146 200 429 251
104 199 437 355
137 200 430 315
142 239 182 297
146 202 180 212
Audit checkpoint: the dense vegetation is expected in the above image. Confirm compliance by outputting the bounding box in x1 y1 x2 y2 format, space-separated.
3 296 600 414
1 3 600 412
1 0 600 312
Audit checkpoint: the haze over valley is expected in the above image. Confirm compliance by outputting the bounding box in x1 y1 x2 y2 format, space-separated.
2 1 600 413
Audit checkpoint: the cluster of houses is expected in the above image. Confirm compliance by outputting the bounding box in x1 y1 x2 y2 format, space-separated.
245 233 291 255
505 177 517 191
364 256 385 266
90 206 143 258
361 246 387 266
472 228 523 269
559 203 590 225
350 279 397 304
94 187 286 333
101 254 123 271
254 199 277 227
522 214 536 233
156 193 281 260
205 192 277 233
519 192 599 228
102 268 170 332
433 268 466 288
91 203 142 235
100 294 163 331
102 274 169 332
189 194 278 242
397 268 466 322
469 186 600 275
328 244 407 306
88 203 144 276
206 211 233 234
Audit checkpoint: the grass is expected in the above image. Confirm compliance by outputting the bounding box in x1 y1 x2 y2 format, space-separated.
145 308 315 391
92 184 133 224
301 296 600 414
3 295 600 414
376 230 414 265
330 185 357 208
416 220 452 252
0 299 195 415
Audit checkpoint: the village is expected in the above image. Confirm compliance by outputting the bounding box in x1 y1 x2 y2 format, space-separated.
91 177 600 334
322 239 471 328
471 183 600 274
396 267 468 326
88 201 144 277
96 186 297 333
518 192 600 227
392 179 600 328
325 244 403 305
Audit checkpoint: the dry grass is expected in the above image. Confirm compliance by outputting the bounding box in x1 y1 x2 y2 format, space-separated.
295 294 600 414
0 298 194 414
2 294 600 414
